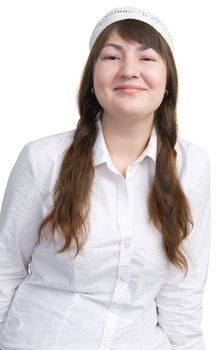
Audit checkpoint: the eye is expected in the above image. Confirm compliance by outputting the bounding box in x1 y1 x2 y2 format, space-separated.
140 57 155 62
104 55 120 61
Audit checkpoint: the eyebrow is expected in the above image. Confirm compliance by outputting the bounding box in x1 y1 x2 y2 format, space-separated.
102 43 150 51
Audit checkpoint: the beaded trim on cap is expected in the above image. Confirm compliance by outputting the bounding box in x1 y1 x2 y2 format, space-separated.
89 7 173 51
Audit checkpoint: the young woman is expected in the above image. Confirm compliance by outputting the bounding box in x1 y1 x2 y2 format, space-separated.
0 7 210 350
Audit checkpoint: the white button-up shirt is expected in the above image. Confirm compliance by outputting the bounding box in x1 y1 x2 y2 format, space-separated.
0 120 210 350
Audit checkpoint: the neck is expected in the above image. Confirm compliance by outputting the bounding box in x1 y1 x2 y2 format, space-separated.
101 113 154 176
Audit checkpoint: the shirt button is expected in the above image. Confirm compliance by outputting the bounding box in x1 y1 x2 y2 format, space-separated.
125 241 130 249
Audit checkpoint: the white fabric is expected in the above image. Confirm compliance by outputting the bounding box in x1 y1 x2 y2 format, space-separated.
0 120 210 350
89 7 174 51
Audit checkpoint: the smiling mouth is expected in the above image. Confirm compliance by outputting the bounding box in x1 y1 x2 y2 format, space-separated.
114 87 146 94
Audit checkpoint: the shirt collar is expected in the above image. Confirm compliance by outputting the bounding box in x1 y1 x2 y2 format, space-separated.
93 119 112 167
132 125 158 164
93 119 158 167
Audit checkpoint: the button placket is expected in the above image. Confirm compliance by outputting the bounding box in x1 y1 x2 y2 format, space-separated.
99 174 135 347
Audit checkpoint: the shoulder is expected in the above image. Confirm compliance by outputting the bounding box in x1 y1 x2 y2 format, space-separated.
176 136 209 167
26 129 75 158
22 129 75 167
17 129 75 189
175 137 210 192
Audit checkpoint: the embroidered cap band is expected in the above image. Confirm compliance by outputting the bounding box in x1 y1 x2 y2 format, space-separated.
89 7 173 51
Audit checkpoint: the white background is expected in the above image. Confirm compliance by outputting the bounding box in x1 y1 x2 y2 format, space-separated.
0 0 221 347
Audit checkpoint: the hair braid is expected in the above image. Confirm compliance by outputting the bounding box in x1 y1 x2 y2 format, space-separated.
149 103 193 272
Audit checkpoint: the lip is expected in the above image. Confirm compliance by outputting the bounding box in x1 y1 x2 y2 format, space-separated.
114 84 146 90
114 85 146 94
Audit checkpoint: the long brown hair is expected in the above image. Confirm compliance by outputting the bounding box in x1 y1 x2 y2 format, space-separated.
39 20 193 272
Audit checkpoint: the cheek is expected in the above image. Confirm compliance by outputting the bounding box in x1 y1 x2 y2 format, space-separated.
93 76 106 105
145 67 167 91
93 63 110 91
93 64 112 106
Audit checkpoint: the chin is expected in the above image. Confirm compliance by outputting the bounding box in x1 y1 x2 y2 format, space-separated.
115 110 153 120
116 101 155 115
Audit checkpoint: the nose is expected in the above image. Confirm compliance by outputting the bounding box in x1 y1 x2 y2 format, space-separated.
118 58 140 79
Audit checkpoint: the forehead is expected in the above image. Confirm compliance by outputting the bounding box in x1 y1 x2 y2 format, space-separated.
102 30 141 47
102 31 149 50
100 28 163 55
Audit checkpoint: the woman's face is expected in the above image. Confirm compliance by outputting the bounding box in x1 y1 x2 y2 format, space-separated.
93 30 167 123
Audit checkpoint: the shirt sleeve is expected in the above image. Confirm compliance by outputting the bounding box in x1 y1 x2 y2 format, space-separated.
155 152 211 350
0 144 44 324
